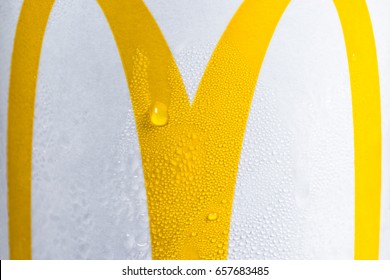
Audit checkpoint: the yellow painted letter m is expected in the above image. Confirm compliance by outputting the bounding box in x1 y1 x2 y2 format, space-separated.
7 0 381 260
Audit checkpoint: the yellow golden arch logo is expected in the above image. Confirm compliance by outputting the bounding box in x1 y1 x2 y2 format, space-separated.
7 0 381 260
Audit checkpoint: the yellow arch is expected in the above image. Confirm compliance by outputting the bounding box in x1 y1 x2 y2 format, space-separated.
97 0 290 259
333 0 382 260
7 0 381 259
7 0 55 259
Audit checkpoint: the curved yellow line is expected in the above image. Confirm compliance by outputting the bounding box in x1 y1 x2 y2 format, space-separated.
97 0 290 259
7 0 55 259
333 0 382 260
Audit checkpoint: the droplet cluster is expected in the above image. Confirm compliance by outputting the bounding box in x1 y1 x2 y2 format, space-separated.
129 41 266 259
229 86 300 259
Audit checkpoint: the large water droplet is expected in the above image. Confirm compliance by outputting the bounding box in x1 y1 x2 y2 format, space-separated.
207 213 218 221
352 52 358 62
150 101 168 126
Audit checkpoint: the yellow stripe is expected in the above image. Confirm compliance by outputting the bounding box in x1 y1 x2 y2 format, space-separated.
333 0 382 260
7 0 55 259
97 0 290 259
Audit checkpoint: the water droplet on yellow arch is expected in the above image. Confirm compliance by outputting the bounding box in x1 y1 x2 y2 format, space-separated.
150 101 169 126
207 213 218 221
352 52 358 62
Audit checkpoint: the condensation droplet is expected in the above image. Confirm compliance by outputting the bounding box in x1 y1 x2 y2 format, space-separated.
207 213 218 221
352 52 358 62
150 101 168 126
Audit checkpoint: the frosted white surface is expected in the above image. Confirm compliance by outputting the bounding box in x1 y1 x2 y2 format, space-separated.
230 0 355 259
230 0 390 260
144 0 243 103
32 0 150 259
